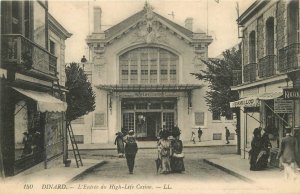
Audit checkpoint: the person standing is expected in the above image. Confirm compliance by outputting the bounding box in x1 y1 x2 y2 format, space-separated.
277 127 298 181
198 127 203 142
158 130 171 174
225 127 230 144
191 132 196 144
124 130 138 174
249 128 262 171
170 130 185 173
114 132 125 158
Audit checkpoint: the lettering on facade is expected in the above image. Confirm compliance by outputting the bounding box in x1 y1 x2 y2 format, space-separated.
119 92 181 98
284 88 300 99
230 98 260 108
274 99 293 113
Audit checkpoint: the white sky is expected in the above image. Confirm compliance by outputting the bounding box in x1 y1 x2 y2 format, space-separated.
48 0 255 63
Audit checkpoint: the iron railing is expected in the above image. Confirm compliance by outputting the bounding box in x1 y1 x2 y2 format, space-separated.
278 43 300 72
258 55 276 78
243 63 257 83
232 69 242 86
1 34 57 76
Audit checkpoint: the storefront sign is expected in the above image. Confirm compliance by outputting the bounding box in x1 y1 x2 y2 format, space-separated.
274 99 293 113
230 98 260 108
283 88 300 99
119 92 182 98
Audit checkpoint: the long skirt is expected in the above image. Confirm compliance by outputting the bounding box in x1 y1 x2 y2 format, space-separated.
160 156 171 174
170 156 185 173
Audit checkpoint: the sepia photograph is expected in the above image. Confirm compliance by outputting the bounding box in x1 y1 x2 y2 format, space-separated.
0 0 300 193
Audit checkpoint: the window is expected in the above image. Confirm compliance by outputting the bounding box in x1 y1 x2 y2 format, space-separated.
249 31 256 63
225 113 233 120
119 47 178 84
266 17 274 55
212 111 221 120
287 0 299 45
195 112 205 126
94 113 106 127
49 40 55 55
74 135 84 144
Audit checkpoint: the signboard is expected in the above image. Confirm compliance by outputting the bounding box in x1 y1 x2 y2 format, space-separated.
230 98 260 108
274 99 293 113
119 92 183 98
283 88 300 99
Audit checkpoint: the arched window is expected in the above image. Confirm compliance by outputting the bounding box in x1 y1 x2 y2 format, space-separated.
266 17 274 55
287 0 299 45
119 47 178 84
249 31 256 63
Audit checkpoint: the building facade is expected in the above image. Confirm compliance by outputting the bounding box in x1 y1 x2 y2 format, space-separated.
231 0 300 166
72 3 237 144
0 0 71 176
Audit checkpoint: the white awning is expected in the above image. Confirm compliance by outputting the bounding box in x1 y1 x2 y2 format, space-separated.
230 91 283 108
12 87 67 112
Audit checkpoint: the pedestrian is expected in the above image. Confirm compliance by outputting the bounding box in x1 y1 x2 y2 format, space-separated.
21 132 32 157
225 127 230 144
277 127 298 181
191 132 196 144
157 130 171 174
170 130 185 173
114 132 125 158
124 130 138 174
257 127 272 169
198 127 203 142
249 128 262 171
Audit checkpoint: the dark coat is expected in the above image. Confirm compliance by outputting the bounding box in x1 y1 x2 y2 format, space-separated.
124 135 138 155
278 135 298 164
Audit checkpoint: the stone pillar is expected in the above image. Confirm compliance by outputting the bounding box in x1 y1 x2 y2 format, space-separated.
94 6 102 32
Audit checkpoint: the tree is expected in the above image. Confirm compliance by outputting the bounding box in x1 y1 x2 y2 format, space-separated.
65 62 96 123
191 47 241 118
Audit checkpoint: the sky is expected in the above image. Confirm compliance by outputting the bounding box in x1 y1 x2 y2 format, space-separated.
48 0 256 63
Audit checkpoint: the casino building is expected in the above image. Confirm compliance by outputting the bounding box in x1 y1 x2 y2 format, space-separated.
71 3 236 144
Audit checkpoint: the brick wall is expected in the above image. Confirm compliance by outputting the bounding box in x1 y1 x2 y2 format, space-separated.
257 16 265 59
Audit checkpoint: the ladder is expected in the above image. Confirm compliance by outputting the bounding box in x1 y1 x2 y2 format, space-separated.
67 123 83 168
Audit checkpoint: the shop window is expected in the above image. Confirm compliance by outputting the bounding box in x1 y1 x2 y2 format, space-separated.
195 112 205 126
94 113 105 127
136 103 147 110
149 103 161 109
212 111 221 120
249 31 256 63
162 103 174 109
74 135 84 144
266 17 274 55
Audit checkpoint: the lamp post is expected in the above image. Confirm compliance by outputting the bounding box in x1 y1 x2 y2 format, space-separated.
81 55 87 71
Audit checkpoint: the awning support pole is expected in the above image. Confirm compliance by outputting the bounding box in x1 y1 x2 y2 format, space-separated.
263 101 290 127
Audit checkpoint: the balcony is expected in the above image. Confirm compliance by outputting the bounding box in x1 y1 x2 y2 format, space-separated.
1 34 57 77
232 70 242 86
278 43 300 72
243 63 257 83
258 55 276 78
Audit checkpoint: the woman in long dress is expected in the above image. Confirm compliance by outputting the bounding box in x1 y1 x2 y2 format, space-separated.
170 134 185 173
249 128 262 171
114 132 125 158
157 130 171 174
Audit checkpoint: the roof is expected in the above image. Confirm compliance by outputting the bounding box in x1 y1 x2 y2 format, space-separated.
48 14 72 39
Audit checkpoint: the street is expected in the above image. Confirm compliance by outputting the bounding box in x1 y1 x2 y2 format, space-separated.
69 146 271 194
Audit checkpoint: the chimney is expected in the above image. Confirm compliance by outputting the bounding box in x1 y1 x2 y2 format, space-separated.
94 6 102 32
185 17 193 31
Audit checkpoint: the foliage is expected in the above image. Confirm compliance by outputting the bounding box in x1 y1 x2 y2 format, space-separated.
191 47 241 118
65 62 95 123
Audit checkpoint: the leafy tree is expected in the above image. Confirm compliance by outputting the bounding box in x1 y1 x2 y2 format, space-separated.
191 47 241 118
65 62 95 123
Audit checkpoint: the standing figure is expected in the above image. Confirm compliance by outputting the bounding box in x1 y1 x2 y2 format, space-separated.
198 127 203 142
249 128 262 171
21 132 32 157
114 132 125 158
124 130 138 174
170 130 185 173
277 127 298 181
257 128 272 169
225 127 230 144
191 132 196 144
157 130 171 174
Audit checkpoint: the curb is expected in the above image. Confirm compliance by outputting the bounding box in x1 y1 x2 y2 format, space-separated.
74 144 237 151
203 159 254 183
66 161 107 183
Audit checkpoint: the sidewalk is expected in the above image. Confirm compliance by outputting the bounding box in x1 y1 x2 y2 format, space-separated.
204 155 300 192
76 140 237 150
6 159 105 184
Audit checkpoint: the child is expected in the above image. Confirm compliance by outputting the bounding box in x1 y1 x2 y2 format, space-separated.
191 132 196 144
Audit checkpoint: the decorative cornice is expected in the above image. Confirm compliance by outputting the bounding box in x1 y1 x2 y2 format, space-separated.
48 14 72 40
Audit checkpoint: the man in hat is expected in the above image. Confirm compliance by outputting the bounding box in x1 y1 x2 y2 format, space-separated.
225 127 231 144
124 130 138 174
277 126 298 181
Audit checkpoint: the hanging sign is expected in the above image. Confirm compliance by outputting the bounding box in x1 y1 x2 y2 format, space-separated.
283 88 300 99
274 99 293 113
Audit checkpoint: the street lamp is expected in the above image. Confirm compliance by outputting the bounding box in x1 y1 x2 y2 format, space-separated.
81 55 87 71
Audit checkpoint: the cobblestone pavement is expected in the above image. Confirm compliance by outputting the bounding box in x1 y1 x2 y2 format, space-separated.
69 147 274 194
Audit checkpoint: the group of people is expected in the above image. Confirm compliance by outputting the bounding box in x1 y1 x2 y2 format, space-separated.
157 127 185 174
249 127 272 171
191 127 203 144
